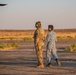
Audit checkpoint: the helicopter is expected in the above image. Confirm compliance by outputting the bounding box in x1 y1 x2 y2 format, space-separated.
0 4 7 6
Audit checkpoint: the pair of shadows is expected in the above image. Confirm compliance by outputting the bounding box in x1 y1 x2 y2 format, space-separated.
0 58 76 68
0 51 76 68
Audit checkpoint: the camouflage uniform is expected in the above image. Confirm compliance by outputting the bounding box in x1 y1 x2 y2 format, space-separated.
34 26 45 68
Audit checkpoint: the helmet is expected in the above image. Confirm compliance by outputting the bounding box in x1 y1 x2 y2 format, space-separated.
37 21 41 24
48 25 54 30
35 21 41 27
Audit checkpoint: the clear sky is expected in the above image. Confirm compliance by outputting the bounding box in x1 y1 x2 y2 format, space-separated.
0 0 76 30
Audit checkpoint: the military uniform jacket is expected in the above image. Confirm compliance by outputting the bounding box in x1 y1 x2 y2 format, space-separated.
34 27 45 46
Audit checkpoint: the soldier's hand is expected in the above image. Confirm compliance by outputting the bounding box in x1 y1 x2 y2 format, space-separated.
34 43 38 46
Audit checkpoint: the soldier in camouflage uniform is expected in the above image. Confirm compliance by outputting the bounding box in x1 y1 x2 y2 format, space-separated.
46 25 61 67
33 21 45 68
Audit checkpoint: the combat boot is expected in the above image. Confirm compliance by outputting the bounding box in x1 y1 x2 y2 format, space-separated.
55 59 61 67
37 61 40 66
46 63 52 67
37 63 41 66
37 64 44 68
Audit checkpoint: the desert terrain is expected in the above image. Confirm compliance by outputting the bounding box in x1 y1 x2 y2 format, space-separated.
0 29 76 40
0 29 76 75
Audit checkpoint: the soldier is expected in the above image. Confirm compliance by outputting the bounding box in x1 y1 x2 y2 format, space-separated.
46 25 61 67
33 21 45 68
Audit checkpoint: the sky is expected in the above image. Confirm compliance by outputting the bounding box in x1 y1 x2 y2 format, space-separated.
0 0 76 30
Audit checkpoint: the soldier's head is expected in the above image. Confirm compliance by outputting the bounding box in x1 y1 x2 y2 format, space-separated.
48 25 54 31
35 21 41 28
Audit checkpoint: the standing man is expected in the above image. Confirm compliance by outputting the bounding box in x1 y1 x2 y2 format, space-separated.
46 25 61 67
33 21 45 68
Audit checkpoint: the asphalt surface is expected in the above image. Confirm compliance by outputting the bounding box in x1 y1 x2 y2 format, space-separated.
0 40 76 75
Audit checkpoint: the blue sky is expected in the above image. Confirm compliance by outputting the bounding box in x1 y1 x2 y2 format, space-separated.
0 0 76 30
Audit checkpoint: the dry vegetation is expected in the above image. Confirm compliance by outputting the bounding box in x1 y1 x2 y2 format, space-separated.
0 43 18 51
55 29 76 40
0 30 34 40
0 29 76 40
65 44 76 52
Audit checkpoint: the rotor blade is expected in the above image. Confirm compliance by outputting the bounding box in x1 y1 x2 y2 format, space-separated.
0 4 7 6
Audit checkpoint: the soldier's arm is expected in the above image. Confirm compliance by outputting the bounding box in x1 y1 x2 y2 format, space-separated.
36 29 45 44
40 29 45 39
46 33 51 42
33 32 35 38
35 30 39 45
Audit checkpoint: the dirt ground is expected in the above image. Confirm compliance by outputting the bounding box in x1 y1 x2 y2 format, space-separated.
0 40 76 75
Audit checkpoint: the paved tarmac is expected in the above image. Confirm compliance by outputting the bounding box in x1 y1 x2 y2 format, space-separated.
0 40 76 75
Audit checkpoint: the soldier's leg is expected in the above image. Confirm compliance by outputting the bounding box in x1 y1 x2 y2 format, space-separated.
51 50 61 66
35 46 40 66
37 46 44 68
38 46 44 65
